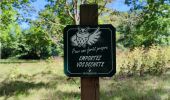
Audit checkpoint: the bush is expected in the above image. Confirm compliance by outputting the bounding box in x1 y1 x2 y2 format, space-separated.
117 45 170 76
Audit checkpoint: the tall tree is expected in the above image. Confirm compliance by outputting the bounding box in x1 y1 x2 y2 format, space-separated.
120 0 170 47
0 0 34 58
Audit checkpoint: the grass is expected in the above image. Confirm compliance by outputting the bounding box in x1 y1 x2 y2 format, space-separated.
0 58 170 100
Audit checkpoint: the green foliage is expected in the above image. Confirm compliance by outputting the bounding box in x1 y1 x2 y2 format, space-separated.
38 0 113 56
118 45 170 76
0 0 114 59
20 25 53 59
1 0 170 59
0 1 19 58
0 0 35 59
118 0 170 48
33 7 67 57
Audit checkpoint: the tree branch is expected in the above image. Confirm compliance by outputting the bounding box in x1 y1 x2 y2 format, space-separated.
73 0 79 25
65 0 74 21
81 0 87 4
98 1 108 16
42 18 66 27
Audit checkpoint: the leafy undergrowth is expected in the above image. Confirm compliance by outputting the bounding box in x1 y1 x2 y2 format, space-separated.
117 46 170 76
0 58 170 100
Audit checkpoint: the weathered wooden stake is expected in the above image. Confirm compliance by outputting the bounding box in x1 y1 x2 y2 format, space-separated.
80 4 99 100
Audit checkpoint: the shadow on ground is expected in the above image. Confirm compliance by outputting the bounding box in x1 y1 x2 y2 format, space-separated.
0 71 69 99
0 81 47 96
101 83 170 100
0 69 169 100
42 90 80 100
100 71 170 100
0 72 64 97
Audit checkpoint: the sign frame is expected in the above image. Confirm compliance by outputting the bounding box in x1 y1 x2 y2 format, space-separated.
64 24 116 77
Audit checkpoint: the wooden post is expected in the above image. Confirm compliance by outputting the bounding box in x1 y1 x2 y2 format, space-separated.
80 4 99 100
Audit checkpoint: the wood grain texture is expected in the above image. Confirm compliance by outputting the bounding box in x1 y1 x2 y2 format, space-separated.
80 4 99 100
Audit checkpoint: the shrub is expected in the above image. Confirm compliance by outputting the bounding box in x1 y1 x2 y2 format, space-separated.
117 45 169 76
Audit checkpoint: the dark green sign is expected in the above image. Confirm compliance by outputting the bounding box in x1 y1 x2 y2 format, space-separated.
64 24 116 77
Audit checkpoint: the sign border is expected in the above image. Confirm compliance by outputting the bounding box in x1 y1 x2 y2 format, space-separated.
64 24 116 77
